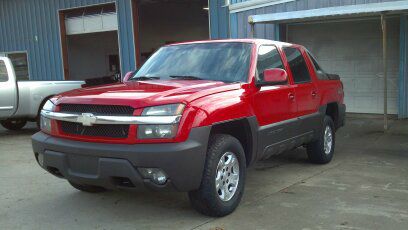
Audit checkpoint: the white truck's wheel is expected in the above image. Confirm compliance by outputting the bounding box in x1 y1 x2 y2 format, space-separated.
1 119 27 130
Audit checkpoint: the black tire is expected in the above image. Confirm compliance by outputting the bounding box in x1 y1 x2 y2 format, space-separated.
1 119 27 130
188 134 246 217
306 115 335 164
68 181 107 193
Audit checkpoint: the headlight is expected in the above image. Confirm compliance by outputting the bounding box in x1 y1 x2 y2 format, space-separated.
142 103 185 116
40 100 55 134
42 100 55 111
138 104 185 139
138 124 178 139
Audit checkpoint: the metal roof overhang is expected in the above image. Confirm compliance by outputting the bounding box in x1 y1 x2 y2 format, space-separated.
248 0 408 24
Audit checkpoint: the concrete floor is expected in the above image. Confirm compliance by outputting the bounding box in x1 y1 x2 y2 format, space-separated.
0 118 407 230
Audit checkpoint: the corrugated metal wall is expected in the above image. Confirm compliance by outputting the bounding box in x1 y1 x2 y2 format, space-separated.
230 0 403 38
0 0 136 81
210 0 230 39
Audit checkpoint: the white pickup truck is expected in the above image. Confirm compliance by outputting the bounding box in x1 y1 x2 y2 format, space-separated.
0 57 83 130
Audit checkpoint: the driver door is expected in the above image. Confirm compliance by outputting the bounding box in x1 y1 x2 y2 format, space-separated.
252 45 297 159
0 57 18 118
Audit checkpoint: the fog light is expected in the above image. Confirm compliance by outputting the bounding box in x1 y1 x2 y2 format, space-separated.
138 168 168 185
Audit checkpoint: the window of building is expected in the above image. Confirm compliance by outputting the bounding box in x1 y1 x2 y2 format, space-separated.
7 52 29 81
257 45 285 83
283 47 311 84
0 60 9 82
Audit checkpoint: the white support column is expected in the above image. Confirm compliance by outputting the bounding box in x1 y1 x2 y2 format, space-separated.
381 14 388 130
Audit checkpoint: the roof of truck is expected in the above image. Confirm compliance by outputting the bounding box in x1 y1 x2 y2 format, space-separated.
167 39 295 47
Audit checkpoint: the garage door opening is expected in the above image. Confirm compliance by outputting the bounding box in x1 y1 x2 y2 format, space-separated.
286 18 400 114
61 3 120 80
137 0 209 64
66 31 120 81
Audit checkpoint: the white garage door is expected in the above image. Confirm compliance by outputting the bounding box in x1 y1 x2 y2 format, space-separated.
288 19 399 114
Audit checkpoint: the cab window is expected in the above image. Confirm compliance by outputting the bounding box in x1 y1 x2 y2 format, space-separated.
0 60 8 82
257 45 285 83
283 47 311 84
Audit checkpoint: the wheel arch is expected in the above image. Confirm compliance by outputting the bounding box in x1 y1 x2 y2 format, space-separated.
209 117 258 167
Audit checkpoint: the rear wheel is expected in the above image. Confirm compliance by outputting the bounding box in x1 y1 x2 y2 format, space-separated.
306 115 335 164
68 181 107 193
1 119 27 130
188 134 246 217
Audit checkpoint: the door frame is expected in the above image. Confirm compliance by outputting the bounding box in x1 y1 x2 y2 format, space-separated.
57 2 121 80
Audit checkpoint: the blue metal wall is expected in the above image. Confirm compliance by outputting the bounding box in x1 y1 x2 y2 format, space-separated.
0 0 136 81
116 0 136 75
210 0 230 39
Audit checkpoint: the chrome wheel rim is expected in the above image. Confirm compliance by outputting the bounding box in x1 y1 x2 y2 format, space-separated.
324 126 333 155
215 152 240 202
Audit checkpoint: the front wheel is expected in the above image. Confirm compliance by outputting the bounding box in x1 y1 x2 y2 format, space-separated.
306 115 335 164
188 134 246 217
1 119 27 130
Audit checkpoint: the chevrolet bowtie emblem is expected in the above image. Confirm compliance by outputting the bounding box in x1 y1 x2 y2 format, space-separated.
77 113 97 126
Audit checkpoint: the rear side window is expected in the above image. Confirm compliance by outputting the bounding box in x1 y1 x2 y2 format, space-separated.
307 52 322 71
283 47 311 84
307 51 329 80
257 45 285 82
0 60 8 82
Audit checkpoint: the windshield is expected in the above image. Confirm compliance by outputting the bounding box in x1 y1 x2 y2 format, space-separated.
131 42 253 83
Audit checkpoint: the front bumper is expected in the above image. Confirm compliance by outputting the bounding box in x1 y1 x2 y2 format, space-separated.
31 126 210 192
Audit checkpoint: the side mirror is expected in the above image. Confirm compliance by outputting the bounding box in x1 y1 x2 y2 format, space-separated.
260 68 288 86
122 71 134 82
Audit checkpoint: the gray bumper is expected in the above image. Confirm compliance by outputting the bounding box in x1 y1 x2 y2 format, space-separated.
31 126 210 192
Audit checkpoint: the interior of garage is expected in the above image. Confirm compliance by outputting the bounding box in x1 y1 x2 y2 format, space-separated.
63 3 120 81
285 18 400 115
137 0 209 64
61 0 209 80
67 31 120 81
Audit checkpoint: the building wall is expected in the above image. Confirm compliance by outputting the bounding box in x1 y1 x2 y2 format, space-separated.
0 0 136 81
0 0 227 81
210 0 230 39
229 0 403 39
139 2 209 55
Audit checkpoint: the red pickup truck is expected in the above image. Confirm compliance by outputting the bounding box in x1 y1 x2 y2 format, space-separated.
32 39 345 217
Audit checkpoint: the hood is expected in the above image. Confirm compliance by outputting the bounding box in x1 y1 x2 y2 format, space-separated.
55 80 241 108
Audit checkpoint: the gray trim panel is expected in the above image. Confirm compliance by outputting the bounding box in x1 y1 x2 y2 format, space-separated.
31 126 210 192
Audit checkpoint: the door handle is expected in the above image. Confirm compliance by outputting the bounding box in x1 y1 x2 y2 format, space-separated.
288 93 295 100
311 91 317 97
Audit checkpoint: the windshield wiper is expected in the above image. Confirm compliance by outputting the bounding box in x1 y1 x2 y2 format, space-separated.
169 75 203 80
131 76 160 81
